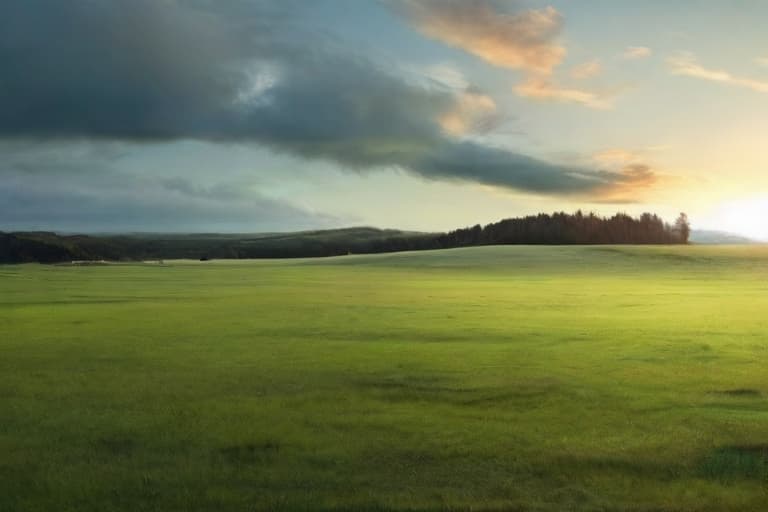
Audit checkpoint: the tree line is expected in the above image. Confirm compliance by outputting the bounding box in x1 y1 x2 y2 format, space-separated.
0 211 690 263
436 211 690 247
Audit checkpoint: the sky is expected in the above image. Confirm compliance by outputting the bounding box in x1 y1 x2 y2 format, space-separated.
3 1 768 237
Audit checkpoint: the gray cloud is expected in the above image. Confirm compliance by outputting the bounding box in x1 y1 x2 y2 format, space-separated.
0 143 336 232
414 141 605 193
0 0 652 198
0 171 336 233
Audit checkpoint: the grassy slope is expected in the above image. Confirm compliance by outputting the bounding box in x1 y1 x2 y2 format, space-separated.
2 245 768 511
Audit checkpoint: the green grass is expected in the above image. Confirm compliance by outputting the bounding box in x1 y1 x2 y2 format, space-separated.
2 245 768 511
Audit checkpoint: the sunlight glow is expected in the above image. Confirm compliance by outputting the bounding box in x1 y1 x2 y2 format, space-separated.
704 196 768 241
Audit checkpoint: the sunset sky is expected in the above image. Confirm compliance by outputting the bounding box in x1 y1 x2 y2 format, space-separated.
3 1 768 237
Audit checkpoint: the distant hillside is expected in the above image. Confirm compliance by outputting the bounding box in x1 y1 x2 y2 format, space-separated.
1 211 691 263
689 230 758 244
0 228 432 263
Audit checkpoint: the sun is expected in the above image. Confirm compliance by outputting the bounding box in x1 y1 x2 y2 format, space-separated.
706 196 768 241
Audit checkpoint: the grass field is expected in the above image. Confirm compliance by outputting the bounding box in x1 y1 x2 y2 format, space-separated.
2 245 768 511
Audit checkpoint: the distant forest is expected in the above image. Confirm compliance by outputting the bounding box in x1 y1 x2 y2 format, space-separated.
0 211 690 263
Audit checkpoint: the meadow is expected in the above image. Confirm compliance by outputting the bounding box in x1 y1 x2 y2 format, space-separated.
2 245 768 511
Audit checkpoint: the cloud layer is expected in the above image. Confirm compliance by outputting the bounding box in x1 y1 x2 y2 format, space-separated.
0 142 332 232
0 173 328 233
0 0 651 200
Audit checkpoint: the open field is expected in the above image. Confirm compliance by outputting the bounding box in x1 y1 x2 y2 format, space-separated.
2 245 768 511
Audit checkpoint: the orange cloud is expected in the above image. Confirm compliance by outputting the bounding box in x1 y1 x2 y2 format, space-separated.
570 59 601 79
593 164 661 203
397 0 565 75
588 146 686 203
396 1 612 109
515 78 612 109
592 148 639 164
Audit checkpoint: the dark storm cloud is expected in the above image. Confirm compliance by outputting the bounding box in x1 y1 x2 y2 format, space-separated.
415 141 604 193
0 0 654 197
0 0 257 140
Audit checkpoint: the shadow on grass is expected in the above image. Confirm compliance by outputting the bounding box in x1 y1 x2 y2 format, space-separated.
551 454 683 481
710 388 761 397
698 445 768 481
94 436 135 456
219 440 280 465
353 375 559 408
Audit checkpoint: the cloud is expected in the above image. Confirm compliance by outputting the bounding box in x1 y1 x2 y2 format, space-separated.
0 168 334 233
571 59 601 79
0 140 128 175
0 184 329 233
591 146 670 165
756 56 768 67
394 0 564 75
592 164 660 204
515 78 612 109
438 89 499 136
623 46 652 59
0 0 649 199
414 140 609 193
587 149 671 203
393 1 610 109
425 64 470 90
0 139 338 232
668 52 768 93
592 148 640 165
